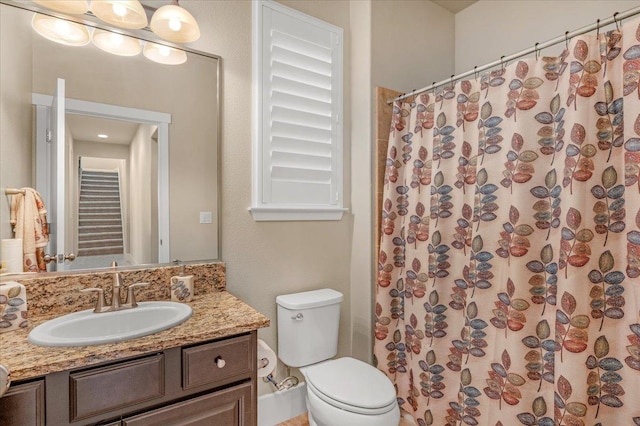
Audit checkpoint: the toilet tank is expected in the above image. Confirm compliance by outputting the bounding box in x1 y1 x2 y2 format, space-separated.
276 289 343 368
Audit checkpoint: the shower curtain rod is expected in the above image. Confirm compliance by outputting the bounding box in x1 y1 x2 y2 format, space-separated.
388 5 640 104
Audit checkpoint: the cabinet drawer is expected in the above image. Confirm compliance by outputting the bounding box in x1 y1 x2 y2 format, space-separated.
182 334 253 389
70 354 164 422
123 381 253 426
0 380 45 426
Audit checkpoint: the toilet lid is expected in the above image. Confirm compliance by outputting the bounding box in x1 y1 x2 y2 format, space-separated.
305 357 397 411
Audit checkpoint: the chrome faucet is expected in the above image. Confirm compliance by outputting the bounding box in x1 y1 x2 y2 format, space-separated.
81 261 149 313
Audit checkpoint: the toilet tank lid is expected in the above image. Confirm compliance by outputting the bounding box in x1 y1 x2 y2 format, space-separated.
276 289 343 309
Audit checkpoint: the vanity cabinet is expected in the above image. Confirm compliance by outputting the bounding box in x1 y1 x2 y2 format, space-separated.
0 332 257 426
0 380 45 425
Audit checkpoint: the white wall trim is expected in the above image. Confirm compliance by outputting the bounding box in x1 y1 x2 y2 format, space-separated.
249 206 347 221
258 382 307 426
32 94 171 125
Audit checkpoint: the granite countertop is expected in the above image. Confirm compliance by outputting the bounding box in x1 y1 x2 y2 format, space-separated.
0 290 270 382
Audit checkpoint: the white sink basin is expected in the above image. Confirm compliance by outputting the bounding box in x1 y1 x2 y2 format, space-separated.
28 301 193 347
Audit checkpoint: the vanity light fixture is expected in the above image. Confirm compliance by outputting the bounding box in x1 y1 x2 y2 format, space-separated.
90 0 148 30
92 28 142 56
32 0 89 15
150 0 200 43
143 41 187 65
31 13 91 47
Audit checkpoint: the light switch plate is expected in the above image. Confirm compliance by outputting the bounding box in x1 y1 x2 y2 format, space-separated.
199 211 212 224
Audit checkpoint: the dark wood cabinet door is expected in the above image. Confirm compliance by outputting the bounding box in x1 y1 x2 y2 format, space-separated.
0 380 45 426
69 354 165 421
122 381 253 426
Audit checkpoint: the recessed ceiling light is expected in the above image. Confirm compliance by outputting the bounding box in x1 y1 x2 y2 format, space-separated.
98 134 109 139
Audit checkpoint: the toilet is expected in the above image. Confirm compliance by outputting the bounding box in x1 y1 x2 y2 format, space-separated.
276 289 400 426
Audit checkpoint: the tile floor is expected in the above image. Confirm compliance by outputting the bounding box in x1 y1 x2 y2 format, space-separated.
276 413 308 426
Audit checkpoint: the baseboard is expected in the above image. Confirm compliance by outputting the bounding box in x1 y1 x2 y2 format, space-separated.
258 381 307 426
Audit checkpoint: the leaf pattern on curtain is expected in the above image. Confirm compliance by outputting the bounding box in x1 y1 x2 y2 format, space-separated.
375 17 640 426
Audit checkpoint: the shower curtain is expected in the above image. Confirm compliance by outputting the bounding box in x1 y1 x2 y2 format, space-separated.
375 16 640 426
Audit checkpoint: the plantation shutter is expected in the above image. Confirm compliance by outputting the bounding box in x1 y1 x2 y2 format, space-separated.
251 0 345 221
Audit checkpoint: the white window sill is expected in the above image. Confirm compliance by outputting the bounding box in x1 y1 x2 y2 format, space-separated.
249 206 348 221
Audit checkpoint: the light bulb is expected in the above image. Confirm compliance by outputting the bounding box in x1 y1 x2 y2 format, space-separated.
168 17 182 32
110 33 123 45
143 42 187 65
54 19 70 35
158 45 171 57
112 2 127 17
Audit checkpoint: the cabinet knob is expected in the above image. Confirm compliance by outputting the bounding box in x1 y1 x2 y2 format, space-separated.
214 356 226 368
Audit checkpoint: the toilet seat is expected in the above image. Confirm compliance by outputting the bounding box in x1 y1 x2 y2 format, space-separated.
303 357 397 415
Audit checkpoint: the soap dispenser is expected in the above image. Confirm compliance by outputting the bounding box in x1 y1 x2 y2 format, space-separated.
170 263 194 302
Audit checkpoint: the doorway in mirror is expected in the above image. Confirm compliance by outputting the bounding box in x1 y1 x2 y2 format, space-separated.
33 86 170 271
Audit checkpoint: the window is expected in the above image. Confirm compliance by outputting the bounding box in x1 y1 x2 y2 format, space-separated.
251 0 345 221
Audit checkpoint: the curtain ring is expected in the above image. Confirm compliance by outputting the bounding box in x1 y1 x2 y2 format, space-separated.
614 12 620 30
450 74 454 88
474 65 478 81
535 42 540 60
500 55 505 71
565 31 570 49
596 18 600 37
431 82 436 96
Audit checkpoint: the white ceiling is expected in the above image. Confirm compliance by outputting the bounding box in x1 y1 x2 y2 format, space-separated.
67 114 139 145
432 0 478 14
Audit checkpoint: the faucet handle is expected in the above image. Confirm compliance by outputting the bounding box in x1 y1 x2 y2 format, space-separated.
126 283 149 308
80 288 106 313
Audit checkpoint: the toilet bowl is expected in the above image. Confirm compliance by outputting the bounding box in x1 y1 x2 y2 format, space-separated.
300 357 400 426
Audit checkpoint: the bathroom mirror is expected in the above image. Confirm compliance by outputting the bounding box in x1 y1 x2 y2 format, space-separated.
0 1 220 274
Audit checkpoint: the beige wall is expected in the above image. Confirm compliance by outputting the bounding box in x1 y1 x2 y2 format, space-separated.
0 6 32 241
373 1 455 92
455 0 640 74
349 0 373 363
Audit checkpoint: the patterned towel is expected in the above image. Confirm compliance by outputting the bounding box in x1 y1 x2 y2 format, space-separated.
9 188 49 272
